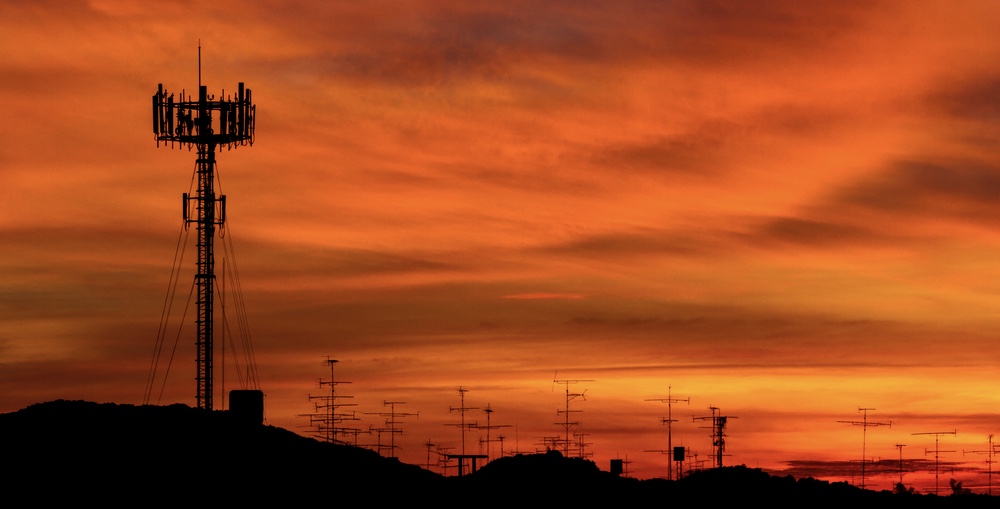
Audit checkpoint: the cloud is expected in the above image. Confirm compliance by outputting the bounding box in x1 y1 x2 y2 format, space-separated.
503 293 585 300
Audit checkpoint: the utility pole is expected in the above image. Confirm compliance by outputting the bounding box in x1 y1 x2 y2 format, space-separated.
838 407 891 490
646 386 689 480
151 51 254 410
912 430 957 495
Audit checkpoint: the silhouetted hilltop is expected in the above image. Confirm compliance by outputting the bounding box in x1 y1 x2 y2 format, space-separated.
1 400 995 506
1 400 440 503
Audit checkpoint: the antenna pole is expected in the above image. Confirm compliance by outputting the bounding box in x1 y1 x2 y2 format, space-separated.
895 443 907 488
837 407 891 490
913 430 958 494
694 406 737 468
553 377 594 457
646 386 690 480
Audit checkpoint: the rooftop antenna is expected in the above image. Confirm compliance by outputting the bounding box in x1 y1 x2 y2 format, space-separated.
963 434 994 495
302 357 360 444
446 387 484 475
150 46 255 410
476 404 511 463
694 406 736 468
837 407 891 490
424 439 437 471
553 375 594 457
894 443 907 488
365 400 417 458
646 386 690 480
912 430 957 495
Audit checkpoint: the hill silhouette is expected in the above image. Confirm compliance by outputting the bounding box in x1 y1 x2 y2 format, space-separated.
1 400 995 505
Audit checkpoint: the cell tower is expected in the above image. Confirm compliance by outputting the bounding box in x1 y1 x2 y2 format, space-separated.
837 407 891 490
912 430 957 495
151 52 255 410
646 386 690 480
694 406 736 468
553 376 594 457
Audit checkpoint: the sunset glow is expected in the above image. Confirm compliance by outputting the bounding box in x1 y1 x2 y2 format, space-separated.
3 0 1000 493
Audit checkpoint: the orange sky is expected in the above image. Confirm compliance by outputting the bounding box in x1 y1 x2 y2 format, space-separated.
3 0 1000 492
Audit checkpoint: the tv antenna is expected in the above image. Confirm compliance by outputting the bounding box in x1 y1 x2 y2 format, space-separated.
301 357 362 444
149 48 255 410
553 375 594 457
912 430 957 495
963 434 995 495
476 404 511 463
424 439 437 471
365 400 417 458
646 386 690 480
694 406 736 468
894 443 907 488
445 386 488 475
837 407 891 490
447 387 478 457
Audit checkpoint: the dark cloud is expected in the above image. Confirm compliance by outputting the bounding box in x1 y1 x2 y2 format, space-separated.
750 216 884 248
594 119 752 177
249 0 878 93
837 159 1000 222
737 158 1000 250
928 74 1000 123
766 457 961 482
539 227 720 260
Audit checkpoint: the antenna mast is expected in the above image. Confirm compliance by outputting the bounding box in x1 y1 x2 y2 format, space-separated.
553 377 594 457
366 400 417 458
963 434 995 496
694 406 736 468
837 407 891 490
152 52 255 410
646 386 690 480
303 357 362 444
912 430 958 495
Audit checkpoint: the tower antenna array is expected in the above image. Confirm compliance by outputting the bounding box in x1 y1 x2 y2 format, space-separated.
837 407 891 490
152 56 255 410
